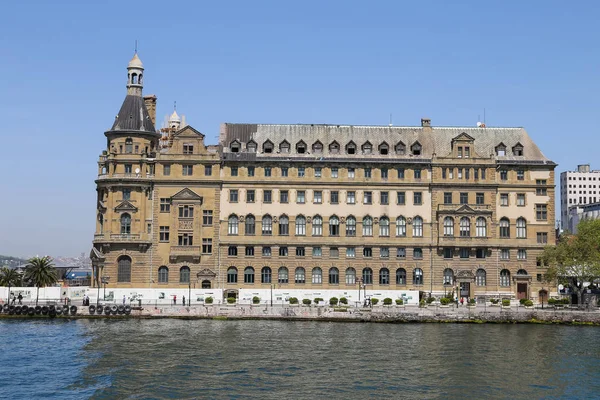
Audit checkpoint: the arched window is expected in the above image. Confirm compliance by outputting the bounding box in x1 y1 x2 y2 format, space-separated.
261 267 272 283
279 215 289 235
125 138 133 154
443 268 454 285
120 213 131 235
329 215 340 236
362 268 373 285
443 217 454 236
346 216 356 236
312 215 323 236
227 267 238 283
179 266 190 283
296 215 306 235
516 218 527 238
329 267 339 284
263 140 274 153
117 256 131 283
244 267 255 283
517 269 528 276
363 216 373 236
131 73 137 84
202 280 211 289
379 217 390 237
396 268 407 285
500 269 510 287
413 216 423 237
476 269 486 286
379 268 390 285
476 217 487 237
500 218 510 238
247 140 257 153
413 268 423 285
158 266 169 283
295 267 305 284
460 217 471 237
396 216 406 237
245 214 255 235
346 267 356 284
262 215 272 235
278 267 289 284
228 215 239 235
312 267 322 284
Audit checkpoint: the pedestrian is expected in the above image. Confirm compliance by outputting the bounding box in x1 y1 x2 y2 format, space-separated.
173 295 177 305
17 293 23 305
460 297 464 306
123 295 126 305
182 295 186 306
10 294 16 305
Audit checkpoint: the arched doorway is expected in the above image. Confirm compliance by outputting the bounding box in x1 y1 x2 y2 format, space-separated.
201 280 211 289
539 289 548 305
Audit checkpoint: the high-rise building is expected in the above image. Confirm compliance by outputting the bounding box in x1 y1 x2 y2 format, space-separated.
560 164 600 231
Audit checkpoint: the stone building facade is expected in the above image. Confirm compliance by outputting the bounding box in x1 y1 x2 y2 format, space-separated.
91 54 557 302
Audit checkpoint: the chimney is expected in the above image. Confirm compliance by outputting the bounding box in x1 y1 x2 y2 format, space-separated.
421 118 431 128
144 94 157 126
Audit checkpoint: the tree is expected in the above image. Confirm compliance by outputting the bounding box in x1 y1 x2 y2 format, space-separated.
0 267 22 303
542 219 600 306
24 256 58 305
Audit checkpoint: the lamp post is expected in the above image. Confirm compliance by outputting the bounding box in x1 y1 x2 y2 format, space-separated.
270 283 273 307
188 279 192 307
101 276 109 303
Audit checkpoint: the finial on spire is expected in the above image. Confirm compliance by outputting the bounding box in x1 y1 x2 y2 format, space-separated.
174 100 177 111
135 39 138 54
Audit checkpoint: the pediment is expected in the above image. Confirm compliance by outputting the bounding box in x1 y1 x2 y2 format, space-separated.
452 132 475 142
456 205 476 213
171 188 203 202
173 125 205 138
456 269 474 279
114 200 138 212
197 268 216 278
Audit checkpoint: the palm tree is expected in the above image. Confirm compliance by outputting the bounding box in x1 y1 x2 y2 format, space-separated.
24 256 58 305
0 267 22 304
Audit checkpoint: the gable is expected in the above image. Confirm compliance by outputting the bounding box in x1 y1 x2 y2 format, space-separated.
171 188 203 202
173 125 205 138
452 132 475 142
114 200 138 212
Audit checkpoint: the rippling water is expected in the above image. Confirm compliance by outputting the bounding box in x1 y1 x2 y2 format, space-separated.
1 319 599 399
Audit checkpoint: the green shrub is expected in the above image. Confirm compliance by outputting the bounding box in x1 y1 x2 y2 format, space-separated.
547 298 556 305
524 300 534 307
371 298 379 305
252 296 260 304
339 297 348 305
205 296 213 304
227 297 236 304
490 298 499 304
469 298 476 304
561 298 570 305
519 298 527 305
502 299 511 307
289 297 299 304
383 298 393 305
440 297 450 305
302 298 311 305
426 296 435 304
329 297 339 306
395 299 404 305
314 297 323 304
419 300 426 308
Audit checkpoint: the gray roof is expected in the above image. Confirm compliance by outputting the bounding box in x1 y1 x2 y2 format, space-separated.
220 123 554 164
109 95 157 133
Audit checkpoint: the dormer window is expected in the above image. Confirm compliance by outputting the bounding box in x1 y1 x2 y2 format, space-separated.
361 141 372 154
495 143 506 156
183 143 194 154
513 143 524 156
263 140 274 153
465 147 470 158
312 141 323 154
329 141 340 154
230 140 240 153
457 147 463 158
411 142 422 156
395 142 406 155
379 142 389 155
296 140 307 154
346 141 357 155
280 140 290 153
247 140 257 153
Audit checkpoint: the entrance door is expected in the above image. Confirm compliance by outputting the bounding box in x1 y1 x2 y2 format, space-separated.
539 290 548 304
517 283 528 300
460 282 470 298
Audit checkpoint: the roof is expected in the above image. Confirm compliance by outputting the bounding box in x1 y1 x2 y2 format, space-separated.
219 123 554 164
128 53 143 69
109 95 157 133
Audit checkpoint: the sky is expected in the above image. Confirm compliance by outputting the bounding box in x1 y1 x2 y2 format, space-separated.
1 0 599 257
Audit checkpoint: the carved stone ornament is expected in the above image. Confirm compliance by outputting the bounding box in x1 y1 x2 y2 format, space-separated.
340 216 345 224
239 215 245 222
197 268 216 278
407 217 413 224
455 269 475 279
374 217 379 224
273 216 278 223
306 216 312 224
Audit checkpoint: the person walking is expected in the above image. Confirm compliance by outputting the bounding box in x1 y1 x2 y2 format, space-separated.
460 297 464 307
173 295 177 305
10 294 16 305
17 293 23 305
122 295 126 305
182 295 186 306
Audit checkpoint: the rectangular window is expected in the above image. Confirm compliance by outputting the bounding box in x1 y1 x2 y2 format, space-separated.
314 190 323 204
363 247 373 258
248 166 255 177
330 247 339 258
182 165 193 176
381 168 388 179
414 169 422 179
125 164 132 174
500 193 509 206
500 249 510 260
202 210 213 226
178 205 194 218
481 169 486 179
204 165 212 176
381 191 389 205
476 248 486 259
500 170 508 181
163 164 171 176
298 167 305 177
396 247 406 259
315 167 322 178
363 191 372 204
279 247 288 256
262 247 271 256
246 190 255 203
458 147 463 158
444 192 453 204
414 248 423 259
449 168 454 179
397 168 405 179
297 190 305 204
397 191 406 205
229 190 239 203
364 168 372 178
476 193 484 205
348 168 355 178
347 191 356 204
281 167 288 177
460 192 468 205
517 193 526 206
536 204 548 220
122 188 131 201
346 247 356 258
280 190 289 203
183 144 194 154
178 233 193 246
460 248 469 259
517 249 527 260
380 247 389 258
465 168 470 180
474 169 479 180
458 168 463 179
231 166 238 177
443 248 453 259
442 168 447 179
312 246 322 257
202 238 213 254
264 167 272 177
263 190 272 203
331 168 338 178
228 246 238 256
296 247 305 257
159 226 169 242
537 185 548 196
330 191 339 204
245 246 254 256
465 147 470 158
160 198 170 213
413 192 422 205
517 170 525 180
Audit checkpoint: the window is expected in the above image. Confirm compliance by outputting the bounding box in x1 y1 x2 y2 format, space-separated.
346 247 356 258
397 168 405 178
117 256 131 283
364 168 372 178
442 168 447 179
476 217 487 237
281 167 288 177
457 147 463 158
362 216 373 236
124 164 132 174
500 269 510 287
244 267 255 284
537 232 548 244
444 192 453 204
481 169 486 179
262 215 272 235
178 233 193 246
397 191 406 205
443 248 453 259
499 218 510 238
204 165 212 176
264 167 272 177
178 205 194 219
125 138 133 153
476 269 486 286
458 168 463 179
313 141 323 154
279 215 289 235
346 216 356 236
158 266 169 283
460 248 469 259
363 247 373 258
443 268 454 285
362 268 373 285
263 190 272 203
413 268 423 285
182 143 194 154
245 246 254 256
379 143 389 155
500 249 510 260
314 191 323 204
330 191 339 204
182 165 193 176
297 191 306 204
496 145 506 156
536 180 548 196
329 215 340 236
312 215 323 236
363 191 372 204
513 145 524 156
460 217 471 237
248 166 255 177
411 142 422 156
298 167 305 177
414 248 423 259
163 164 171 176
247 141 257 153
536 204 548 220
414 192 422 205
295 267 306 284
379 268 390 285
245 215 256 235
443 217 454 236
314 167 322 178
229 189 239 202
227 267 238 283
228 246 238 256
465 168 470 180
500 170 508 181
228 215 239 235
381 168 388 179
280 190 289 203
348 168 355 178
312 267 322 284
295 215 306 235
379 217 390 236
396 268 407 285
516 218 527 238
312 246 322 257
160 198 170 213
120 213 131 234
396 216 406 236
331 168 338 178
246 190 255 203
202 238 212 254
122 188 131 201
261 267 272 283
159 226 169 242
280 141 290 153
517 193 525 206
347 191 356 204
203 210 213 225
517 249 527 260
329 268 340 284
396 247 406 259
296 141 307 154
381 191 389 205
346 142 356 155
413 216 423 237
346 268 356 284
517 170 524 180
465 147 470 158
414 169 422 179
380 247 392 259
230 166 239 177
179 266 190 283
460 192 468 205
278 267 289 284
262 247 272 257
296 247 305 257
500 193 508 206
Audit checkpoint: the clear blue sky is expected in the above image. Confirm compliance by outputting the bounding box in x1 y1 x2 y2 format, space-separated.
1 0 599 257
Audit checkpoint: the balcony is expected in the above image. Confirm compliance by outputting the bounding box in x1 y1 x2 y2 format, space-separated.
93 233 152 251
169 246 201 263
97 173 155 181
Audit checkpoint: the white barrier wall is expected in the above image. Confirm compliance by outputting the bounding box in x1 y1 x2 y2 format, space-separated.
238 289 420 305
0 287 62 304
